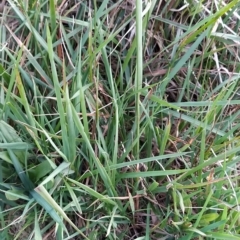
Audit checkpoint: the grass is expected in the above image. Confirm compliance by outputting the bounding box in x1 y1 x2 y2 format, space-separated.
1 0 240 239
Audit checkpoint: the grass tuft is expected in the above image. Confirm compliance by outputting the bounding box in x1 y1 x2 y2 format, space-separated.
1 0 240 239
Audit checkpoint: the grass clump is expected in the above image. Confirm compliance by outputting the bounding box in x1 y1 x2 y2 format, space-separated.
1 0 240 239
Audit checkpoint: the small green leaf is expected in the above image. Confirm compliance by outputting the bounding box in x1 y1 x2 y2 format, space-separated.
28 160 53 182
148 180 159 192
177 190 185 214
5 189 29 201
200 213 219 225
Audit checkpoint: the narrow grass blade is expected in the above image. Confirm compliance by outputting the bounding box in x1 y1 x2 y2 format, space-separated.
66 178 116 206
46 24 69 158
35 185 90 239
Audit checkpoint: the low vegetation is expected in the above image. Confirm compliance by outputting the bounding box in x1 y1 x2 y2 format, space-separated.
1 0 240 239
